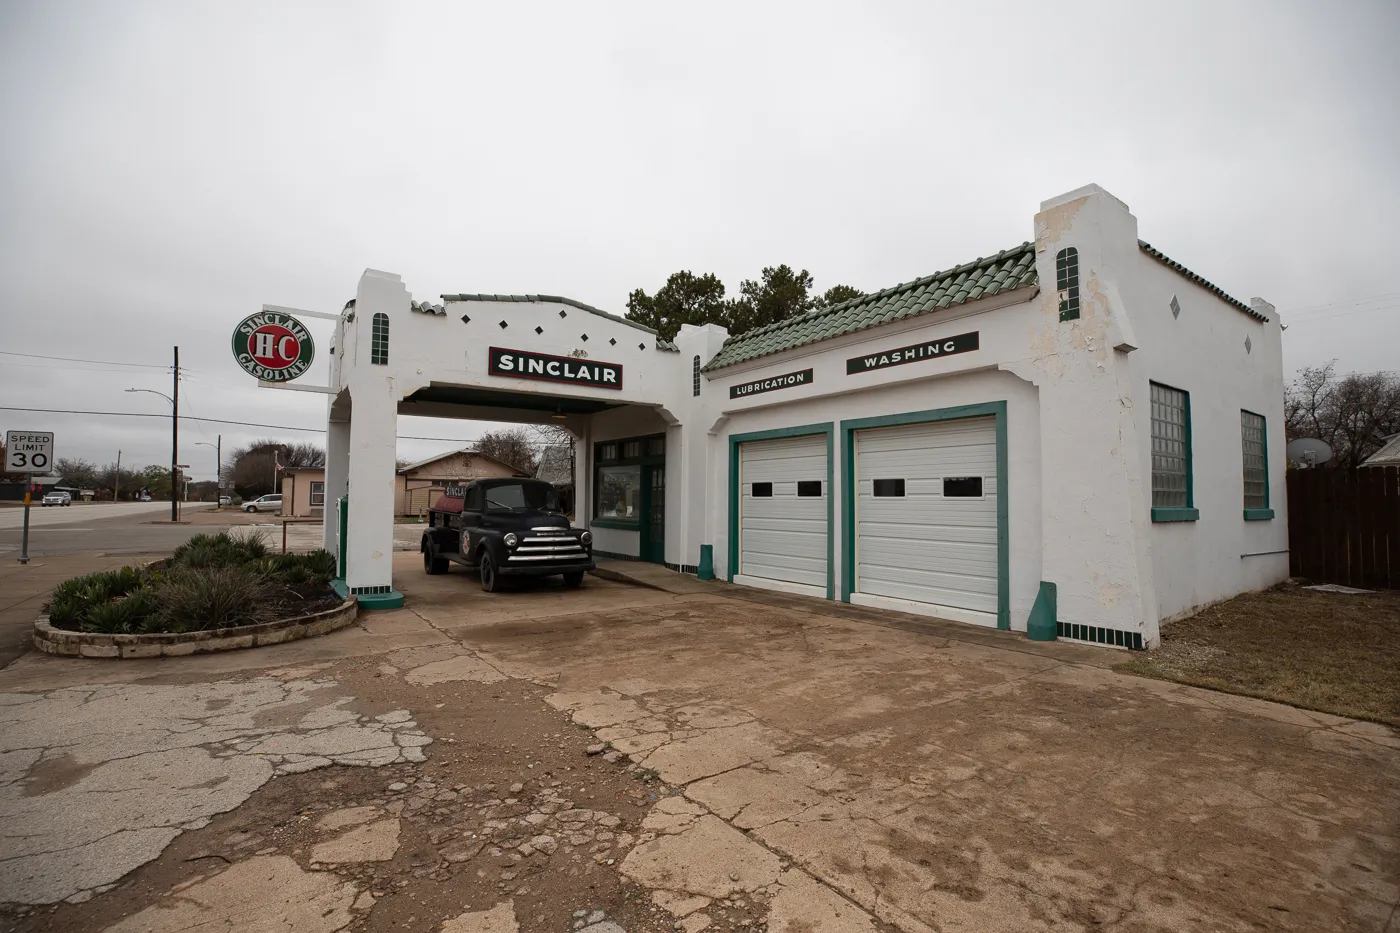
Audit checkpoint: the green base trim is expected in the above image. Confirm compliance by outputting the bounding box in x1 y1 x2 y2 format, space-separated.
592 549 638 562
1026 581 1057 641
590 518 641 530
330 578 404 609
697 544 715 581
1151 507 1199 523
1242 508 1275 521
355 590 404 609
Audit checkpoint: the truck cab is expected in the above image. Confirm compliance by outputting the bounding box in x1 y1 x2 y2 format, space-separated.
420 478 594 592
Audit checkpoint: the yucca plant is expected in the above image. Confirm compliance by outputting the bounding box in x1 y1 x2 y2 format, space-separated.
155 566 270 631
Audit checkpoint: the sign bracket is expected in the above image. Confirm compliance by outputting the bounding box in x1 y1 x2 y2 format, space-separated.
257 380 337 394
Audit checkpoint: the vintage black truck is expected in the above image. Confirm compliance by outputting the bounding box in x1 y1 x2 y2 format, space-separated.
419 478 594 591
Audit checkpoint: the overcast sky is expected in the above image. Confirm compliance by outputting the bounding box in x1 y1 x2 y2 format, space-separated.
2 1 1397 479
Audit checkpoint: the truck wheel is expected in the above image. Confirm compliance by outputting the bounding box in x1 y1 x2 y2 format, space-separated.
563 571 584 589
479 551 501 593
423 545 448 575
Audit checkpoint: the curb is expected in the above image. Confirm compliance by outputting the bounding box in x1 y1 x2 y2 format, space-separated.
32 597 359 659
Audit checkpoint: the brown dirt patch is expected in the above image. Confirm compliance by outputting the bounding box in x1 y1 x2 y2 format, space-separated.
1117 583 1400 725
3 667 771 933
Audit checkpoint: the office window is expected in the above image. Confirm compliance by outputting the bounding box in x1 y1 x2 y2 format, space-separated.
1242 410 1268 511
797 480 822 497
1056 247 1080 321
1151 382 1191 510
750 482 773 498
309 481 325 506
596 465 641 520
872 478 905 497
371 313 389 365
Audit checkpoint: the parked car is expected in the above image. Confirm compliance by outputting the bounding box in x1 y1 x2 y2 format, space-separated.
138 493 152 502
41 491 72 507
420 478 593 592
218 495 233 507
243 494 282 513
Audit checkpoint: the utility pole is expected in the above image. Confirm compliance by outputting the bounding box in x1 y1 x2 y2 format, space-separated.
114 449 121 502
171 346 179 522
216 434 222 500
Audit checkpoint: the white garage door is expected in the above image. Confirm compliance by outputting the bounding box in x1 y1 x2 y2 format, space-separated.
854 417 998 626
737 434 828 596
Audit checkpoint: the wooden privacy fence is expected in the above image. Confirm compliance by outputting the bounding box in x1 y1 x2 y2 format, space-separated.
1287 466 1400 588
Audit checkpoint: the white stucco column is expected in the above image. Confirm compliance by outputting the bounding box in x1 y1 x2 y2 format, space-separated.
1019 184 1158 646
341 270 407 607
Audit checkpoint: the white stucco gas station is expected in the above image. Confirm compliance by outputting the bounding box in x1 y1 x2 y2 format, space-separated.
245 184 1289 649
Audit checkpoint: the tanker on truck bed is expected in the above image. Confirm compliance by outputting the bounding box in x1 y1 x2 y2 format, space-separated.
420 478 593 592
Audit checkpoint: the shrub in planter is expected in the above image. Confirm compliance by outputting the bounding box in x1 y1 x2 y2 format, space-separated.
154 566 272 632
44 534 342 635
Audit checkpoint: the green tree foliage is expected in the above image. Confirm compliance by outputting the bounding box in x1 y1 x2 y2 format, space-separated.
626 271 728 344
811 284 867 311
626 267 867 341
721 265 815 337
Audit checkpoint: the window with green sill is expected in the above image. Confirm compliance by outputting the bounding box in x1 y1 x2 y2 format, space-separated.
1151 382 1196 521
1241 410 1272 519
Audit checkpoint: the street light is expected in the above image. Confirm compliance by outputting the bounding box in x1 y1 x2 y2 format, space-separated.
195 437 221 507
126 384 179 522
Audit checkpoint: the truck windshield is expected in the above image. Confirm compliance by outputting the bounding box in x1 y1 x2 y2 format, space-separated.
484 483 560 513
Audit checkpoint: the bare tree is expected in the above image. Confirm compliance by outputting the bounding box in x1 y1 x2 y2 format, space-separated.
474 427 538 475
55 458 100 489
226 439 326 499
1284 362 1400 467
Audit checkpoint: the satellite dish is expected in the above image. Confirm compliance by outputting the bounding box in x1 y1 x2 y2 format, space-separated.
1286 437 1332 467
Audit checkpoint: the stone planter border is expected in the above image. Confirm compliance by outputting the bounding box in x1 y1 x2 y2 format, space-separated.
33 597 359 659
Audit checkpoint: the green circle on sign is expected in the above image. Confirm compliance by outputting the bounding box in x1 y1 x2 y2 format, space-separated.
231 311 315 382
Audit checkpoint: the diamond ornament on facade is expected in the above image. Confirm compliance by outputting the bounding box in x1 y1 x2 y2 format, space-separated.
1170 295 1181 319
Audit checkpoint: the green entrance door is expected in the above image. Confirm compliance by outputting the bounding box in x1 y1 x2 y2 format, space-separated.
641 464 666 564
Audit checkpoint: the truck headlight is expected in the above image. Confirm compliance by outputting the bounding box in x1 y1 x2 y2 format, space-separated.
504 533 518 548
580 531 592 546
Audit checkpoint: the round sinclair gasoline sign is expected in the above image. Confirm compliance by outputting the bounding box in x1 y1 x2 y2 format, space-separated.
231 311 315 382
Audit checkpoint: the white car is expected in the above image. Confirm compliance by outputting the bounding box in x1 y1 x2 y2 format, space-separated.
41 491 72 507
218 495 233 507
243 494 282 513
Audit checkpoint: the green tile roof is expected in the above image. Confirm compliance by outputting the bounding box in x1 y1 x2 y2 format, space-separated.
703 242 1038 371
431 293 678 351
1137 240 1267 322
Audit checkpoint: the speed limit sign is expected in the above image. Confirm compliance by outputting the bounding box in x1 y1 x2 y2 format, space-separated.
4 431 54 473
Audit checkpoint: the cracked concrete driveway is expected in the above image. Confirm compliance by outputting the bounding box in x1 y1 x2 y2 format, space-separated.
1 552 1396 933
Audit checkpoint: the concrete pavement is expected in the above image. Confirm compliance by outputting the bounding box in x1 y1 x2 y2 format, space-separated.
0 552 1395 932
0 502 229 558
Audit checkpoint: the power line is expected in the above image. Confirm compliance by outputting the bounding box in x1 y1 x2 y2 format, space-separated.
0 406 494 444
0 350 171 369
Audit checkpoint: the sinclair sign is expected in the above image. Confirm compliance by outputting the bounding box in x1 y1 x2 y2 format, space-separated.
231 310 315 381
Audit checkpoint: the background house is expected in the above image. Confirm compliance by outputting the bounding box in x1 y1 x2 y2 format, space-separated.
280 449 526 518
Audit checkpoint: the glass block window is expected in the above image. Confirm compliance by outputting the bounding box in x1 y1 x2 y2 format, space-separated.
1241 411 1268 510
693 355 701 397
1150 383 1190 508
1056 247 1080 321
370 313 389 365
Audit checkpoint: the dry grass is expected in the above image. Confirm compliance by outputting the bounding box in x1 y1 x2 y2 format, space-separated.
1116 583 1400 727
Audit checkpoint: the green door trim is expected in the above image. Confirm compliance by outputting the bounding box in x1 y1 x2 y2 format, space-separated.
727 422 835 600
641 464 666 564
840 401 1009 630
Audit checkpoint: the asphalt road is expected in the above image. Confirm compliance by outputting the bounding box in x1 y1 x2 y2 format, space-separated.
0 501 234 557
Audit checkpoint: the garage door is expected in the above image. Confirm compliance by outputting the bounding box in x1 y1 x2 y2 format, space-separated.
737 434 828 595
854 417 997 625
